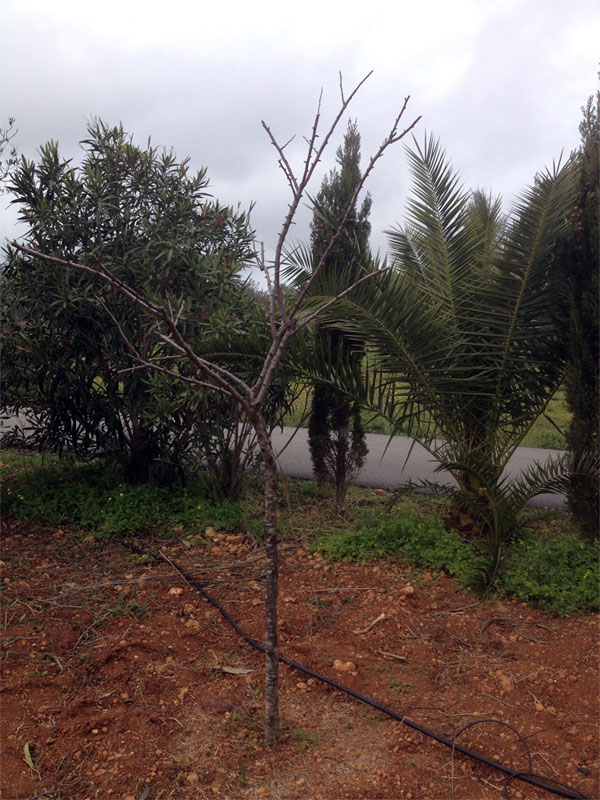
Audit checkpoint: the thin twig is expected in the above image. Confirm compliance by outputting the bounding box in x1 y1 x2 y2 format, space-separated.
354 612 386 634
377 650 407 662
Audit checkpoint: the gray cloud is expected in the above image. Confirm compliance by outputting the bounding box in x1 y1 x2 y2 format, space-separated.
2 0 598 273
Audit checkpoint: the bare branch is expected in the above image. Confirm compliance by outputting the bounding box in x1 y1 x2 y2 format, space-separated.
298 87 324 188
175 298 186 327
117 360 248 404
289 99 421 318
338 71 345 105
249 82 419 407
97 298 147 362
268 73 374 295
261 121 299 194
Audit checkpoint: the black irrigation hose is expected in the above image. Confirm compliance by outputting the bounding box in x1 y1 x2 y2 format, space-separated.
124 542 590 800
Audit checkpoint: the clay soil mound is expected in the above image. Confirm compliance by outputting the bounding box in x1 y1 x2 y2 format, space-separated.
1 520 598 799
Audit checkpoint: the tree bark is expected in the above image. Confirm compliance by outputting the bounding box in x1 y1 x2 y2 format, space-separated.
335 425 348 515
252 413 280 744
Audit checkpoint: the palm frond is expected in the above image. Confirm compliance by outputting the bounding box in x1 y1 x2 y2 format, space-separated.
387 135 482 319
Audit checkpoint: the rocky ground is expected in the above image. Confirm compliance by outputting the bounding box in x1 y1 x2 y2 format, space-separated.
1 519 598 800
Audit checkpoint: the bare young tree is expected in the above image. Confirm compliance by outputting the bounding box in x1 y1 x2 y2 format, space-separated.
13 73 420 744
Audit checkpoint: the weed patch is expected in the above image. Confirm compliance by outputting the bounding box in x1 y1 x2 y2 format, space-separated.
315 508 598 615
502 533 599 615
315 509 483 585
1 459 253 538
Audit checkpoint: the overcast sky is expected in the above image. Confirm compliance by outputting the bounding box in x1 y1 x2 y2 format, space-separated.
1 0 598 280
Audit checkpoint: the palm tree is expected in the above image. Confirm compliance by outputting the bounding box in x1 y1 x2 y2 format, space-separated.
320 135 578 579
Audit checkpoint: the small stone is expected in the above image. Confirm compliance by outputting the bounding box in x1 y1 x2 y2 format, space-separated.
185 619 201 631
400 584 415 595
296 778 305 787
333 659 356 674
186 772 199 784
91 728 99 735
168 587 183 596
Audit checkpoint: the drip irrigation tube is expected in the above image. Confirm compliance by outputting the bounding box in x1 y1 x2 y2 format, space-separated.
125 543 590 800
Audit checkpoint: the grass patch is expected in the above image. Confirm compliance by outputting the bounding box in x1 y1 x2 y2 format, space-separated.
282 387 570 449
502 532 599 615
315 508 483 586
0 456 256 539
2 450 594 616
520 388 570 449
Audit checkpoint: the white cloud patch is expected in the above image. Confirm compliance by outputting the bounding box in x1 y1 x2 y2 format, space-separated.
2 0 598 258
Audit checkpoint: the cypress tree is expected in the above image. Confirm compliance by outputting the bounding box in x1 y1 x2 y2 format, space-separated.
559 89 599 540
308 120 371 512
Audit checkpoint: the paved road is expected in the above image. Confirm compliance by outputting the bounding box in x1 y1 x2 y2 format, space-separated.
271 426 567 509
1 414 567 509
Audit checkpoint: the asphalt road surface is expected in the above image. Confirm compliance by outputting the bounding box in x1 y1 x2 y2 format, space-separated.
1 415 567 509
271 426 567 509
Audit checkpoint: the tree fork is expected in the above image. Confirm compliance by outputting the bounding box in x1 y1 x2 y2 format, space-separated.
12 76 420 745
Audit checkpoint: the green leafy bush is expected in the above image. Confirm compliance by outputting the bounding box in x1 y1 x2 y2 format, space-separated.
502 533 599 615
1 460 250 537
316 509 482 585
3 121 256 486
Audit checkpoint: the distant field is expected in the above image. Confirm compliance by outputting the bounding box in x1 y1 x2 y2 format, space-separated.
283 387 571 450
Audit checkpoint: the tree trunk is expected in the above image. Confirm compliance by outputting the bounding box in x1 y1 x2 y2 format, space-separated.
335 425 348 515
252 412 280 745
124 424 158 484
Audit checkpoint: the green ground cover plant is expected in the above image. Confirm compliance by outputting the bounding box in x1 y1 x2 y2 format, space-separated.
314 508 483 586
1 450 595 615
0 456 253 538
501 531 599 615
314 507 598 615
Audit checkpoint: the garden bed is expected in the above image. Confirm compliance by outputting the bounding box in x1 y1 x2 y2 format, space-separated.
1 514 598 799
